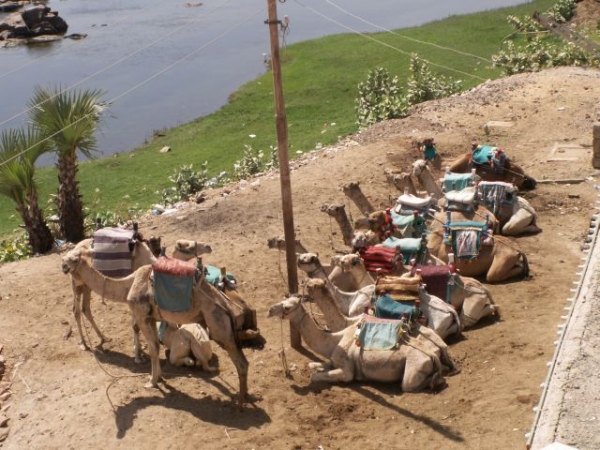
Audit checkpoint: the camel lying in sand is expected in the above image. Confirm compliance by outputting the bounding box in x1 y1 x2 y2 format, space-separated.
267 295 455 391
160 322 217 372
446 151 537 191
304 277 460 340
62 252 249 409
67 236 212 358
427 230 529 283
330 252 499 328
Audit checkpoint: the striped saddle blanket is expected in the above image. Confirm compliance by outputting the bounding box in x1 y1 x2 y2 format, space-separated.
375 275 421 301
359 246 402 274
92 227 136 277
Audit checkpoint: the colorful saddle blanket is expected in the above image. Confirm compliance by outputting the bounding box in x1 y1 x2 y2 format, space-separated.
374 293 417 321
358 315 406 350
411 264 451 303
92 227 136 277
359 246 402 274
205 264 236 288
478 181 516 217
375 275 421 301
152 256 199 312
389 212 416 236
445 221 487 260
381 236 424 265
471 145 494 165
443 172 474 192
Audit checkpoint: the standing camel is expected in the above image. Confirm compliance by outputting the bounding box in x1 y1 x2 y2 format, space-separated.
62 252 249 409
67 236 212 356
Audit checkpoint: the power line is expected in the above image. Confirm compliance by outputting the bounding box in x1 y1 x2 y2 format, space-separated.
292 0 487 81
325 0 492 64
0 0 168 81
0 6 265 169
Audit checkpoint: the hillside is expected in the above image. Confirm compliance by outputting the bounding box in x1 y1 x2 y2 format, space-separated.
0 66 599 449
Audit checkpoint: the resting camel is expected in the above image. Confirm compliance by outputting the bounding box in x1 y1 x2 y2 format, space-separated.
160 322 217 372
305 277 460 340
62 252 249 409
67 237 212 356
411 159 444 199
427 230 529 283
303 278 457 373
267 295 454 391
297 252 376 317
384 168 417 195
267 236 357 291
447 152 536 191
331 252 499 328
431 192 499 235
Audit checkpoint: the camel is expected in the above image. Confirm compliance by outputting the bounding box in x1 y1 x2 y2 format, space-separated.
447 151 537 191
384 168 417 195
267 295 454 392
305 277 461 340
432 192 499 235
303 278 457 370
476 182 541 235
267 236 357 291
67 235 212 356
172 243 262 343
296 252 376 317
411 159 444 199
331 252 499 328
320 204 355 247
427 230 529 283
160 322 217 372
62 252 249 409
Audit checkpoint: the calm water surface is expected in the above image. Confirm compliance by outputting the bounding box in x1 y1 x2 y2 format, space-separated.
0 0 527 166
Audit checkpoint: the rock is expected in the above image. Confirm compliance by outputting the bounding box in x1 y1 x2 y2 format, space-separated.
159 146 171 153
0 414 8 427
0 427 8 442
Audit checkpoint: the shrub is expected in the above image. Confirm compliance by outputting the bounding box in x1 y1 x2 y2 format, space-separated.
161 162 209 206
355 67 407 129
0 233 31 262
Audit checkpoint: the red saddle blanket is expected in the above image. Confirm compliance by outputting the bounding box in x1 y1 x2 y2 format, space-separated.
359 246 401 274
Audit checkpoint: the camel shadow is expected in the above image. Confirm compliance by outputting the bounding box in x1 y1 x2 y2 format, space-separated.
290 382 464 443
112 383 271 439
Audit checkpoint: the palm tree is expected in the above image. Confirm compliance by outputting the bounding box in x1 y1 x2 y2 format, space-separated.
0 127 54 254
27 85 107 243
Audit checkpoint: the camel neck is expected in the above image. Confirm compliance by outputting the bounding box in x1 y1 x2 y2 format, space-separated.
289 303 344 358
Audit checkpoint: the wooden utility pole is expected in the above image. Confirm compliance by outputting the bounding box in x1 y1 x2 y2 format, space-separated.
265 0 302 349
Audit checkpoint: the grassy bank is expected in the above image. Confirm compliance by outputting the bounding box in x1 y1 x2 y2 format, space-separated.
0 0 556 238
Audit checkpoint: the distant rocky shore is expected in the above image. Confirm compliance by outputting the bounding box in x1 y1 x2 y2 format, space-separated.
0 1 84 47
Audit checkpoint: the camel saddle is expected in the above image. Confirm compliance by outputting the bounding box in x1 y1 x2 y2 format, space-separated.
374 294 418 322
152 256 199 312
359 245 402 274
375 274 421 301
411 264 451 303
444 221 488 260
477 181 516 217
444 188 477 213
381 236 426 265
91 227 137 277
396 193 434 209
358 315 407 350
442 172 475 192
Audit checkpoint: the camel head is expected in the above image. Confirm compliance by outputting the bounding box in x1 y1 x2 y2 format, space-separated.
267 295 302 319
267 236 286 250
61 248 83 275
330 253 362 272
296 252 320 274
412 159 428 177
351 230 380 251
172 239 212 262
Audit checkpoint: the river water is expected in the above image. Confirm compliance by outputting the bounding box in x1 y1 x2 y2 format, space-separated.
0 0 526 166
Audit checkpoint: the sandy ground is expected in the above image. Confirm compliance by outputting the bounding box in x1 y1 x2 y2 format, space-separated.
2 64 600 450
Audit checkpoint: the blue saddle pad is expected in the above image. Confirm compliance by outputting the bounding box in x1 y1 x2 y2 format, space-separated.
374 294 415 320
153 271 194 312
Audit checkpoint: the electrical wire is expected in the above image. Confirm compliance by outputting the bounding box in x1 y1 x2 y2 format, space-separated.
291 0 487 82
325 0 492 64
0 5 265 169
0 0 235 129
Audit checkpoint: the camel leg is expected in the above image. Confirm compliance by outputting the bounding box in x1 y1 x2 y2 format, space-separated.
131 318 144 364
190 340 218 372
79 284 109 350
71 281 89 351
134 312 162 388
501 211 539 236
308 361 333 372
310 353 354 383
401 348 441 392
486 254 525 283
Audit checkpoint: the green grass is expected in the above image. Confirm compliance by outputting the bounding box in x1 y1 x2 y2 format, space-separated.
0 0 558 238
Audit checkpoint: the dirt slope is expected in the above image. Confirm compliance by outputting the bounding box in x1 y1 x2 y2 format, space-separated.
1 66 600 450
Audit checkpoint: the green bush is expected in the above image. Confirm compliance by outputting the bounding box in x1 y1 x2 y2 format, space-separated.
0 234 31 262
161 163 209 206
355 67 407 129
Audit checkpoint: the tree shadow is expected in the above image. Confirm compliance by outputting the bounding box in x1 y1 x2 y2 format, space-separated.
112 383 270 439
290 381 464 443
